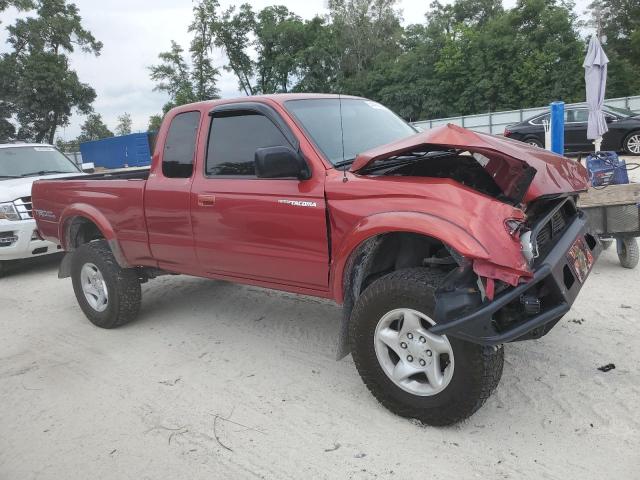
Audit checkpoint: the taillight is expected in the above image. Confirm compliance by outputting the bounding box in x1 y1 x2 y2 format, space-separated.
504 128 512 137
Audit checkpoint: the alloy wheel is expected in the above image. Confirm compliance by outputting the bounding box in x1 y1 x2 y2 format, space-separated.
80 262 109 312
626 134 640 154
374 308 454 396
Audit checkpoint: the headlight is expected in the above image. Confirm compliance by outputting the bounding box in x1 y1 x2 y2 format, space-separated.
0 202 20 221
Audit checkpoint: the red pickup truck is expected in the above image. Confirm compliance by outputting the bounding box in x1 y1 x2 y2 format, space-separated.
32 94 600 425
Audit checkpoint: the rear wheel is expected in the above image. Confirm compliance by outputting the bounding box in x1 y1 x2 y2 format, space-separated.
617 237 639 269
349 268 504 426
71 240 141 328
623 131 640 155
523 137 543 148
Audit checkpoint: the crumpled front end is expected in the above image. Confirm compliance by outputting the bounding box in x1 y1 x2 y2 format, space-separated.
433 197 601 345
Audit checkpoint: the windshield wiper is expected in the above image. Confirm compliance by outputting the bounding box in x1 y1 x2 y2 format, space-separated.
0 174 21 178
20 170 70 177
333 157 356 169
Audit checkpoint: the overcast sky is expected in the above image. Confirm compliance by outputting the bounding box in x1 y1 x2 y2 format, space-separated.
1 0 593 140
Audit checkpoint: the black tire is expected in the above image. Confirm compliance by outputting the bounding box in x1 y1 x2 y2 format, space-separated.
623 131 640 155
71 240 141 328
523 136 543 148
349 268 504 426
617 237 639 269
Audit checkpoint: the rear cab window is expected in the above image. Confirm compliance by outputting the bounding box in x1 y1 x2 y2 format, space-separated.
162 111 201 178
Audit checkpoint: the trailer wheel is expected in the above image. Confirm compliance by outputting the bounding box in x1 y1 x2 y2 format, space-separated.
617 237 639 269
349 268 503 426
71 240 141 328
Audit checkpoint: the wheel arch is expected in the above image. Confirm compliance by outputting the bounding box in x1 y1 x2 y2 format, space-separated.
58 205 130 274
332 211 489 359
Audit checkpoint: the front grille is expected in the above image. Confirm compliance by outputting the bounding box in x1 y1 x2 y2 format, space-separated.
14 196 33 220
531 198 577 258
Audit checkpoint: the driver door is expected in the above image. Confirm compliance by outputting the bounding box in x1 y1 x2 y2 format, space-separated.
190 106 329 290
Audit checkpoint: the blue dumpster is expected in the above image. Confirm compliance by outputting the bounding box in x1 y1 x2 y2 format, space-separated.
79 132 153 169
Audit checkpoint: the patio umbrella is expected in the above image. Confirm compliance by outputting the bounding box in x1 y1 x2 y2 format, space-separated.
583 35 609 151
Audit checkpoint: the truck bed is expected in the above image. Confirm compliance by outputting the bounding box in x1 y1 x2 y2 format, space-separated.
32 169 152 266
59 167 150 182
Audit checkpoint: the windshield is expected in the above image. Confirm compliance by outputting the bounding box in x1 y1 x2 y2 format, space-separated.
606 105 638 117
0 146 80 179
285 98 416 166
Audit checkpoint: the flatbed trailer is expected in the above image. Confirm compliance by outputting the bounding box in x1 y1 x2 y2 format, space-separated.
579 182 640 269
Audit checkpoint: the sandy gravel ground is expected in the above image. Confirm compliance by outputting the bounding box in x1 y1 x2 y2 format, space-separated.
1 161 639 480
0 248 638 479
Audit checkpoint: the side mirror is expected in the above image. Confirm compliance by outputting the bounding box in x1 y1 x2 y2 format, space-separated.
254 146 310 180
81 162 95 173
605 116 615 123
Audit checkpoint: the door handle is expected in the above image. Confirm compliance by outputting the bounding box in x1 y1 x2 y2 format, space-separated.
197 194 216 207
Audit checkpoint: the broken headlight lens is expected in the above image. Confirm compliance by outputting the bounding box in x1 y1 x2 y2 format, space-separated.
0 202 20 221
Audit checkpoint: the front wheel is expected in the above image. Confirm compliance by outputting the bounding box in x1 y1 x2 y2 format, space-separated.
349 268 503 426
71 240 141 328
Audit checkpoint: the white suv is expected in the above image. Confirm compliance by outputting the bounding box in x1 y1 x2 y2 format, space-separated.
0 143 87 274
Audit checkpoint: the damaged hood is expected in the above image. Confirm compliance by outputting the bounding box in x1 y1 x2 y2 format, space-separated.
350 123 589 203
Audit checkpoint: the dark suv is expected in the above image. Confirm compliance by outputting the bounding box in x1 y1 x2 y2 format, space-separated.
504 105 640 155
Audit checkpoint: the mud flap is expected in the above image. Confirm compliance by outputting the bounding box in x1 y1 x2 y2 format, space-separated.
58 251 74 279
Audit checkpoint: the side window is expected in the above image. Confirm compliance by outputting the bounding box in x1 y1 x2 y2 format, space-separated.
206 112 290 176
531 114 550 125
572 109 589 122
162 111 201 178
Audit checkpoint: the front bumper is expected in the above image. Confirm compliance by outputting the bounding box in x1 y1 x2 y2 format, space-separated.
0 218 61 262
431 212 601 345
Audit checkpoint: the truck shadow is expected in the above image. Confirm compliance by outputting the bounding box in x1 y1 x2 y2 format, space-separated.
0 253 64 279
132 274 342 355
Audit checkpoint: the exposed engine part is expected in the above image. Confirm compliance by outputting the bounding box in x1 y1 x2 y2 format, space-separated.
520 230 536 263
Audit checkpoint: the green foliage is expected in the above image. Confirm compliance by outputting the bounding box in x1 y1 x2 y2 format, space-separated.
76 113 112 143
189 0 221 100
211 3 257 95
147 114 163 132
115 112 132 136
1 0 100 143
148 0 221 130
149 0 637 122
149 40 197 111
589 0 640 97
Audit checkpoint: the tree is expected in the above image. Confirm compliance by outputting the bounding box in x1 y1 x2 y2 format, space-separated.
588 0 640 97
211 3 257 95
2 0 101 143
189 0 221 100
148 1 222 128
115 112 132 136
375 0 585 120
148 114 163 132
76 113 113 143
149 40 196 113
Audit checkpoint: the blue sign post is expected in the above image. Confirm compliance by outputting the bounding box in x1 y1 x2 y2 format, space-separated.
550 101 565 155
